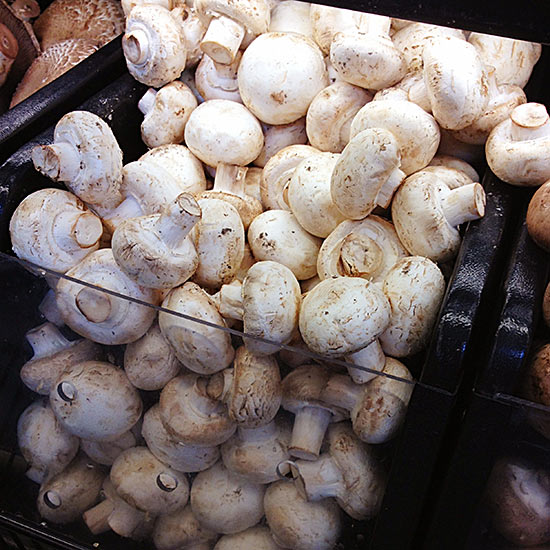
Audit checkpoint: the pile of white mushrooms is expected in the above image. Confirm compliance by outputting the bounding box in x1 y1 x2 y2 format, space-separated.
9 1 543 548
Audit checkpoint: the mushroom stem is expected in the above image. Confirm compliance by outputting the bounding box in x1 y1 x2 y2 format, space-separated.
376 167 405 208
510 103 550 140
107 504 145 538
238 420 279 443
345 340 386 384
200 15 245 65
32 143 81 183
321 374 361 412
214 280 244 320
39 290 65 327
191 377 228 416
138 88 158 115
213 163 249 197
83 499 115 535
290 406 332 460
53 211 103 252
153 194 202 249
440 183 486 227
339 234 384 279
123 29 150 65
290 455 344 501
206 369 234 401
10 0 40 21
26 323 71 358
102 195 143 231
75 288 112 324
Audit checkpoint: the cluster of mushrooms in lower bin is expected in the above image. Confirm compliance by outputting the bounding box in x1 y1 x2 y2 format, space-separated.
7 1 550 548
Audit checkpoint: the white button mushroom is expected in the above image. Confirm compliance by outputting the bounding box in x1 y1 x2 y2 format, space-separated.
55 249 159 345
138 81 198 148
17 399 79 484
286 422 385 520
486 102 550 186
159 374 236 446
19 322 102 395
392 171 486 262
81 429 139 467
112 193 201 290
159 282 234 374
214 526 283 550
38 455 105 524
142 404 220 473
50 360 143 442
31 111 124 216
264 480 342 550
190 461 265 534
254 118 308 168
379 256 446 357
269 1 312 37
428 154 480 183
121 0 181 16
123 5 187 87
195 50 243 103
221 417 291 484
237 32 328 125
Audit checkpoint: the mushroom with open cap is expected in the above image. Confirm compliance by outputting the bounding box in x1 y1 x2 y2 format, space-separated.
190 461 265 534
55 248 159 345
195 50 242 103
281 364 347 461
19 322 102 395
138 81 198 148
17 399 79 484
142 404 220 473
306 81 372 153
153 504 219 550
37 454 105 524
317 216 408 284
254 118 308 168
484 458 550 547
83 477 155 539
486 102 550 186
238 32 328 125
31 111 123 217
0 22 18 87
527 181 550 252
123 5 187 87
379 256 446 358
331 128 405 218
214 526 283 550
110 447 190 516
284 422 385 520
221 417 291 484
392 170 486 263
350 99 440 175
248 210 322 280
159 282 234 374
159 374 236 446
206 346 282 427
264 480 342 550
322 358 414 444
112 193 201 290
50 360 142 442
124 321 183 391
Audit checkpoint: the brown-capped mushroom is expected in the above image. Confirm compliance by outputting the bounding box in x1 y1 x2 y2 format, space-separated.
0 22 18 87
527 181 550 252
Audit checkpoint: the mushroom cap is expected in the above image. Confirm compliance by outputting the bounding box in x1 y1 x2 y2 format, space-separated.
317 216 408 283
299 277 391 357
34 0 124 50
124 321 182 391
522 342 550 438
214 526 283 550
350 99 440 175
306 81 372 153
159 282 234 374
428 155 479 182
527 182 550 252
248 210 322 280
190 461 265 534
49 360 143 442
352 357 413 443
37 454 105 524
195 0 270 36
254 117 308 168
17 399 79 484
379 256 446 357
264 480 342 550
486 103 550 187
110 447 189 515
288 152 346 238
153 504 218 550
485 458 550 547
140 81 198 148
55 249 158 345
10 39 99 107
269 0 313 37
221 418 291 484
142 404 220 472
80 429 138 466
184 99 263 166
421 165 476 190
242 260 301 355
159 374 236 446
238 32 328 125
